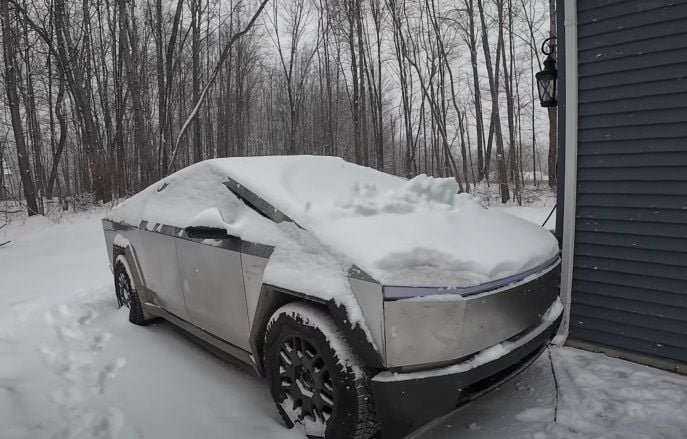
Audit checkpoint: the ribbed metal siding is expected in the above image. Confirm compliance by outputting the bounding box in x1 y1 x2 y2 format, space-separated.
571 0 687 363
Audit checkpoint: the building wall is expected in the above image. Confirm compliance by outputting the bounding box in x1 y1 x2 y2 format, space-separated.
569 0 687 365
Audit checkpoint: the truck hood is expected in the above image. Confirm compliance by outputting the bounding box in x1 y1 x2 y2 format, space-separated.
311 202 560 288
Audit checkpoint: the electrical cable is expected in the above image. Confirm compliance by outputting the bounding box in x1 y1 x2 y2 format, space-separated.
548 348 560 423
542 203 556 228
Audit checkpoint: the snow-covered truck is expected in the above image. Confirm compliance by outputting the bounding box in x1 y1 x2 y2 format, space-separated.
101 156 563 439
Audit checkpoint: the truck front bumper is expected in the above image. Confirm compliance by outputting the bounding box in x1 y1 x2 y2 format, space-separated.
370 312 562 438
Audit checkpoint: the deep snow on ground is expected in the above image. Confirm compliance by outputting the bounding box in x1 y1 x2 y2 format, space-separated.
416 347 687 439
497 205 556 231
1 210 686 439
0 211 299 439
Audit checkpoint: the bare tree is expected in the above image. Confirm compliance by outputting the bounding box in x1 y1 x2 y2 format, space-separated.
191 0 203 162
267 0 319 155
169 0 270 171
478 0 509 202
2 0 38 214
120 0 152 185
500 0 521 204
365 0 384 170
54 0 106 200
386 0 416 177
402 0 464 190
0 0 554 208
462 0 485 182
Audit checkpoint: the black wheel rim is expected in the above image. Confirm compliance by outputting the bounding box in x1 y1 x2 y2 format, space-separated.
278 335 335 426
116 271 131 308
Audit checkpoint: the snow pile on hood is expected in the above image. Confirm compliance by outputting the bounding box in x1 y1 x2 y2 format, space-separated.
305 177 557 287
312 187 558 286
335 174 464 216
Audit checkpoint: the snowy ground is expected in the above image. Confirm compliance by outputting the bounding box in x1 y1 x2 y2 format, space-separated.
1 210 686 439
496 205 556 231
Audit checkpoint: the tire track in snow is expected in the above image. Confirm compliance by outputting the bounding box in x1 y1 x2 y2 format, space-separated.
40 289 128 439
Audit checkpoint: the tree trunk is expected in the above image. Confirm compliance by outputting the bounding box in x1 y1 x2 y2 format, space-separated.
347 1 361 164
2 0 39 215
47 72 68 198
54 0 104 199
119 0 151 186
501 0 520 204
478 0 508 202
21 22 46 206
356 0 368 166
191 0 202 162
464 0 485 181
155 0 166 174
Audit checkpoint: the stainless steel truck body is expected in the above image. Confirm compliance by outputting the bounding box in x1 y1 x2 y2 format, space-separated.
102 156 562 439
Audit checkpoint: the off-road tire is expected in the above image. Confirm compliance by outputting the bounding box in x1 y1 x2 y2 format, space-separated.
264 302 378 439
114 259 148 326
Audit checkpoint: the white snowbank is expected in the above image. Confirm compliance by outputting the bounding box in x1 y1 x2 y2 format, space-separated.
108 156 559 288
0 211 301 439
497 205 556 231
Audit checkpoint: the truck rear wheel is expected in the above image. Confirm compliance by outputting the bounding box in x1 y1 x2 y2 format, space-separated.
263 302 378 439
114 257 148 326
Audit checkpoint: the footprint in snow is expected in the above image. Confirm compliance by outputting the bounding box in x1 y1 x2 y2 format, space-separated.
41 300 127 439
98 358 127 394
0 325 15 344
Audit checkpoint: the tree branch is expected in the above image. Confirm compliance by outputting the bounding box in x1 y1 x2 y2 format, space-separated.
167 0 270 172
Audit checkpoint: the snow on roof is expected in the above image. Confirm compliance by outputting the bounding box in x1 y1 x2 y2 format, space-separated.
108 156 559 287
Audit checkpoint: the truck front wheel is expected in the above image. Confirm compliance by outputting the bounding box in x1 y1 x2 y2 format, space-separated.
263 302 378 439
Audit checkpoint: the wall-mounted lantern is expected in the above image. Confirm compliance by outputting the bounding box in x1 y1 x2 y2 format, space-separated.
536 37 558 107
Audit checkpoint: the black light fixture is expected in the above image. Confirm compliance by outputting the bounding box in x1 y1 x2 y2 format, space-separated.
536 37 558 107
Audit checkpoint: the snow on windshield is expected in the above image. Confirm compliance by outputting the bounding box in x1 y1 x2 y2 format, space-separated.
213 156 559 287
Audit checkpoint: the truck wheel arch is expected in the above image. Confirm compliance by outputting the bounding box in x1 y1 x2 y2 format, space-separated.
112 243 153 307
249 285 384 378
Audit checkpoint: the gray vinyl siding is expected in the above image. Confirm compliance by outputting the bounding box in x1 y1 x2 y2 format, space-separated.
571 0 687 363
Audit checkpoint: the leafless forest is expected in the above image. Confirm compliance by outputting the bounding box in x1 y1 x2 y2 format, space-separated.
0 0 556 216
